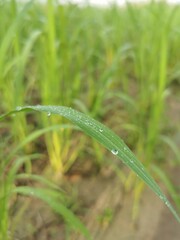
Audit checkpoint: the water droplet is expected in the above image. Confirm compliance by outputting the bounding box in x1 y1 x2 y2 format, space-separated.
130 159 133 163
111 149 118 155
123 147 127 151
99 128 103 132
165 200 170 207
47 112 51 117
16 106 22 111
85 120 89 125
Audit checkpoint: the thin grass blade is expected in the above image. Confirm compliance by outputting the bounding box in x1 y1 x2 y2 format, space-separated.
1 105 180 222
14 186 91 239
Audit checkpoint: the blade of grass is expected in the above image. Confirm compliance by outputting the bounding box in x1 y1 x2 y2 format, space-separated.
1 105 179 222
15 173 64 192
152 165 180 211
13 186 91 239
10 124 78 158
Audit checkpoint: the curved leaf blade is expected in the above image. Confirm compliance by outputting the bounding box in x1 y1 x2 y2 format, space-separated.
14 187 91 239
1 105 180 222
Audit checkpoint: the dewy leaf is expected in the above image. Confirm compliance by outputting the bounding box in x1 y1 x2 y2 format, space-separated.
1 105 180 223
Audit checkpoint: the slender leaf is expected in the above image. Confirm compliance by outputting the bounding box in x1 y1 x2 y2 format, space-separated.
1 105 180 222
14 186 91 239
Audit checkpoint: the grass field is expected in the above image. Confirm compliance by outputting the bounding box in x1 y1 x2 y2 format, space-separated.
0 0 180 239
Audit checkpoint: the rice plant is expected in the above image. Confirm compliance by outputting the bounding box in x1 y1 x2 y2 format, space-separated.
0 1 180 238
1 105 180 225
0 121 90 240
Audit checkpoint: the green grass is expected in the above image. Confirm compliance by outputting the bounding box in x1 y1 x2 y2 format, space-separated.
0 123 91 240
0 104 180 240
0 0 180 238
7 105 180 220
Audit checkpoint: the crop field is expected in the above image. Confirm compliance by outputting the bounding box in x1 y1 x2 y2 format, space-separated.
0 0 180 239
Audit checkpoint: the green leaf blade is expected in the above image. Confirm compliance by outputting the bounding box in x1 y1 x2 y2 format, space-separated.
14 186 91 239
1 105 180 223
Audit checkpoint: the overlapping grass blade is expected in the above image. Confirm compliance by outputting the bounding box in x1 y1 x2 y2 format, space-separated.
11 124 78 157
1 105 179 222
13 186 91 239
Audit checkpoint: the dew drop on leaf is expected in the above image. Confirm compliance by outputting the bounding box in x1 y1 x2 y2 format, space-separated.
47 112 51 117
16 106 22 111
111 149 118 155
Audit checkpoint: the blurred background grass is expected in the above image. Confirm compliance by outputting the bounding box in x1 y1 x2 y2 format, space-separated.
0 0 180 239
